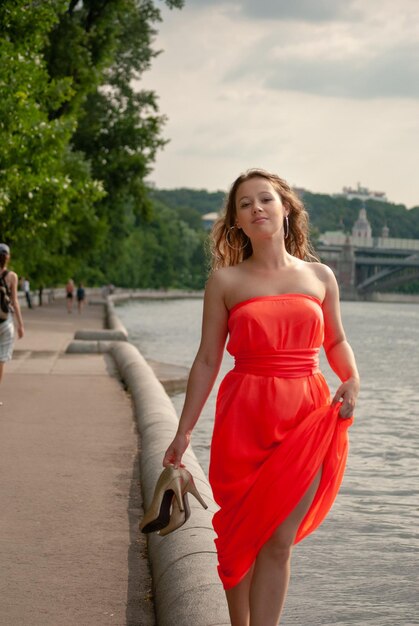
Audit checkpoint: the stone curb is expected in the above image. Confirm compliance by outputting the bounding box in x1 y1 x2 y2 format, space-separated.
73 328 128 342
103 300 230 626
66 340 112 354
68 297 129 345
109 290 204 303
106 299 129 337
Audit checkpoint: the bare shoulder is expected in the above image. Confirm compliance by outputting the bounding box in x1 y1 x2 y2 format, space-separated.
206 265 249 312
206 265 240 294
5 270 18 285
307 262 341 307
308 261 337 286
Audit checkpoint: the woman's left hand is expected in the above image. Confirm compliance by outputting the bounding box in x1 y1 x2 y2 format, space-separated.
332 377 360 418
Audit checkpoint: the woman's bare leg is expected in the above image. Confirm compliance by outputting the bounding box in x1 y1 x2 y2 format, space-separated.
225 565 254 626
248 469 322 626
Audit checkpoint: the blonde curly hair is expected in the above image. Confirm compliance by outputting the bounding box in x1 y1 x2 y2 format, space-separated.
210 168 318 270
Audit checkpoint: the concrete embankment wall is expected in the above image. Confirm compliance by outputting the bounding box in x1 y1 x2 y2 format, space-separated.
365 291 419 304
22 285 419 309
110 342 228 626
69 294 229 626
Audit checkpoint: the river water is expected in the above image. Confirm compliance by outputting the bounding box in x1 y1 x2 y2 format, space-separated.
117 298 419 625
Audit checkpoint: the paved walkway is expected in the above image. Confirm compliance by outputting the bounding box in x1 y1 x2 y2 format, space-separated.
0 300 155 626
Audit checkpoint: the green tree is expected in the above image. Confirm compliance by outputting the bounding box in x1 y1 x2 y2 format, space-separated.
46 0 184 275
1 0 184 286
107 201 208 290
0 0 105 282
151 187 226 215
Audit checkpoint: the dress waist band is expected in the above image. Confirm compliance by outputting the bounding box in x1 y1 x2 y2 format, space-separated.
233 348 320 378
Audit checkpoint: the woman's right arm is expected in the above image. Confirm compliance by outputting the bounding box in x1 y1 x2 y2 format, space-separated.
9 272 24 338
163 272 229 468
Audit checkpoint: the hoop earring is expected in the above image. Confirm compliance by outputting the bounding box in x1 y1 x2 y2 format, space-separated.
226 226 249 250
284 215 289 239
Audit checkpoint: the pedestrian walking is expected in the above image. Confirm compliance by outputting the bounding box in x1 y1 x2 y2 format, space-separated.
0 244 24 404
77 283 86 314
157 169 360 626
23 277 32 308
66 278 75 313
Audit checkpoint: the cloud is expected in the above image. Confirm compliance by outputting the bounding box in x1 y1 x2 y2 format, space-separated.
187 0 359 22
220 7 419 101
235 0 358 22
263 44 419 99
144 0 419 206
171 0 419 101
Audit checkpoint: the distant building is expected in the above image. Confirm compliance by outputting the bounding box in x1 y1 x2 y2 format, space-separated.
320 207 373 247
319 230 347 246
335 182 387 202
352 207 372 244
201 212 219 230
381 224 390 238
319 208 419 251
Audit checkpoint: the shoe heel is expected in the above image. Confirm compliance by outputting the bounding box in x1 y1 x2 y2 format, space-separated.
171 477 185 512
186 477 208 510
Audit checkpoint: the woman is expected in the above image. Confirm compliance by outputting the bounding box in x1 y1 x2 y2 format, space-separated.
0 244 24 401
163 169 360 626
65 278 74 313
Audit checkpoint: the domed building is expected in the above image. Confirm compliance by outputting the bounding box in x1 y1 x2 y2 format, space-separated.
352 206 372 245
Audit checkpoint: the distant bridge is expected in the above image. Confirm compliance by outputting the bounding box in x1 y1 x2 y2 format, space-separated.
316 241 419 296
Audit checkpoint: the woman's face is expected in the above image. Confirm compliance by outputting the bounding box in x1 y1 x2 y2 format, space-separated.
234 177 287 239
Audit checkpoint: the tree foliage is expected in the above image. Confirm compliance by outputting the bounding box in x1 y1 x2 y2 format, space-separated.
46 0 184 239
0 0 184 286
151 187 226 216
0 0 105 279
155 187 419 240
105 202 208 290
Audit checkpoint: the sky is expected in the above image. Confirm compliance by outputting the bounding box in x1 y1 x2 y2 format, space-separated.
139 0 419 208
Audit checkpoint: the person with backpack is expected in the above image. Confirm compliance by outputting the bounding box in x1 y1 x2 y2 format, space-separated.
0 243 24 402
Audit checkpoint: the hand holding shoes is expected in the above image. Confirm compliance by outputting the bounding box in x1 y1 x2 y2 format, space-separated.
139 464 207 536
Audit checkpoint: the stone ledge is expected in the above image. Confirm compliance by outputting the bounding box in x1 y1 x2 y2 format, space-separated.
109 340 229 626
74 329 127 342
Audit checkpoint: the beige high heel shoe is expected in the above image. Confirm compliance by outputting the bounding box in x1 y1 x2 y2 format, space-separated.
158 469 208 536
139 465 185 534
140 465 208 535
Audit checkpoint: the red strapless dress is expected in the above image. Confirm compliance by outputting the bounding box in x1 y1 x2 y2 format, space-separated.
208 294 353 590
